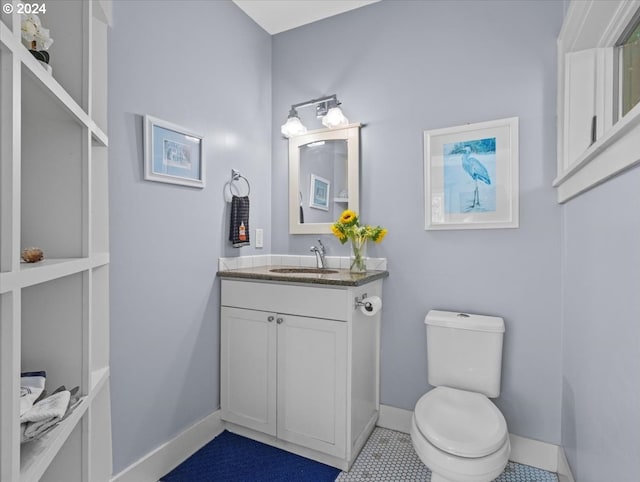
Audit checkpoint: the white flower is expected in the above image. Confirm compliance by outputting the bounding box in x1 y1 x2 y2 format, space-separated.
21 14 53 51
22 17 38 37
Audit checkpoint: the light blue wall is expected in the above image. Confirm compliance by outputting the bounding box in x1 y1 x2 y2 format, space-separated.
561 166 640 481
272 0 564 443
108 1 271 473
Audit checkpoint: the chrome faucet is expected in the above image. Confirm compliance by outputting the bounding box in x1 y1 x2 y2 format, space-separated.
310 239 327 269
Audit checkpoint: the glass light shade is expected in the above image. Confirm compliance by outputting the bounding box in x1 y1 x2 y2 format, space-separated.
321 106 349 128
281 116 307 138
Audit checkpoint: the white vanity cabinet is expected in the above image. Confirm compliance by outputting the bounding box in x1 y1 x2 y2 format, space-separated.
221 307 348 457
220 277 383 471
220 307 277 437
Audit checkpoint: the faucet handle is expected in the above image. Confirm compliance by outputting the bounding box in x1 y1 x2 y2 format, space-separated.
317 239 325 253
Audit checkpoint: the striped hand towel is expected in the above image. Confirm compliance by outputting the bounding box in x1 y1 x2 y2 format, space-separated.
229 195 250 248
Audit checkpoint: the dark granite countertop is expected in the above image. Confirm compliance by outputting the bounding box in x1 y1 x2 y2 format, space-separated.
217 265 389 287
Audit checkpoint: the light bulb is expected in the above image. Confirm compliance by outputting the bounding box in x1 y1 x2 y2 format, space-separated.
281 116 307 138
322 106 348 128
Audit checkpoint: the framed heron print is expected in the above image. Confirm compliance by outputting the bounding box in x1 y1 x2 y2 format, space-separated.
424 117 519 230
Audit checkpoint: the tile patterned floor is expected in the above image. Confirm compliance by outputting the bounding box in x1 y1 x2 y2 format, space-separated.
337 428 558 482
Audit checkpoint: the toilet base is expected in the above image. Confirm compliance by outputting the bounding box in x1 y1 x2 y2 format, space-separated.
411 415 510 482
431 473 458 482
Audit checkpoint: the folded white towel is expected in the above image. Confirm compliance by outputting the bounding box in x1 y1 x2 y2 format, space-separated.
21 390 70 423
22 417 59 441
20 372 46 417
21 392 82 443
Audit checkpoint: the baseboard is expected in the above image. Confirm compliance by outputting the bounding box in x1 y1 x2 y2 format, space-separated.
377 404 413 434
508 433 558 472
378 404 567 474
225 421 351 472
110 404 576 481
111 410 223 482
350 410 378 469
557 446 576 482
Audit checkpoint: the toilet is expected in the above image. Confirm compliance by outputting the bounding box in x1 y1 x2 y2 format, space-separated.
410 310 510 482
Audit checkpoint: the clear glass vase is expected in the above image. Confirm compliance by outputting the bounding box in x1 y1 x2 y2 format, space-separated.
350 237 368 273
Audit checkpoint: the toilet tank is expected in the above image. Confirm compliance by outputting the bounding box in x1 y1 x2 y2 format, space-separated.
425 310 505 398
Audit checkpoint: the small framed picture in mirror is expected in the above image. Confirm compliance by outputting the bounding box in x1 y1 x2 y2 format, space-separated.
309 174 330 211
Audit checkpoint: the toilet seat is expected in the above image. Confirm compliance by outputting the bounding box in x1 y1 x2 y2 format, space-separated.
414 387 508 458
411 415 510 482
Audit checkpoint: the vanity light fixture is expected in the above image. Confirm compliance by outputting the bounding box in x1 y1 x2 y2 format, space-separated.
280 94 349 138
321 97 349 128
281 107 307 137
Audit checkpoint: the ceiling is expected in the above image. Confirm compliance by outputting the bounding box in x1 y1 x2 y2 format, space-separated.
232 0 380 35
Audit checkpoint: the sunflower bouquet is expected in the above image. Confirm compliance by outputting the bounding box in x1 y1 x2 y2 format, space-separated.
331 210 387 272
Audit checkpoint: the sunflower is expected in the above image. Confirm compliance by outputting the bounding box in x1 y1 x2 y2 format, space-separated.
331 223 347 242
373 228 388 243
331 210 387 246
339 209 358 226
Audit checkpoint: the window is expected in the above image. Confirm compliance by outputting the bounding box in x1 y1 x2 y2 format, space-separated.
619 17 640 118
555 1 640 203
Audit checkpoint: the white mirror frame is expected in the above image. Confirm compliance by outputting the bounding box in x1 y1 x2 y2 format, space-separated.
289 124 360 234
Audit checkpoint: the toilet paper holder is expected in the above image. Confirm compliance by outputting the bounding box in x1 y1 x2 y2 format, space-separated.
354 293 374 312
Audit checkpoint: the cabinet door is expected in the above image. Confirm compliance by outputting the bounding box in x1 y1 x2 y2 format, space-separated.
221 307 276 436
277 315 347 458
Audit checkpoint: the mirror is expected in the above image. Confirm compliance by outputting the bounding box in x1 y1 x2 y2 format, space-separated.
289 124 360 234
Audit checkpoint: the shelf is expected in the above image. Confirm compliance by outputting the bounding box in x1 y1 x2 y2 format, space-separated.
333 197 349 203
1 3 111 480
0 23 12 55
0 11 12 32
19 368 109 482
0 254 109 293
21 77 85 260
0 23 108 147
92 252 110 268
20 396 88 482
1 258 88 293
22 273 84 394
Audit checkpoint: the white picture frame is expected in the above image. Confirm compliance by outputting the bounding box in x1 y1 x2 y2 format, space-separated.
309 174 330 211
424 117 519 230
144 115 204 188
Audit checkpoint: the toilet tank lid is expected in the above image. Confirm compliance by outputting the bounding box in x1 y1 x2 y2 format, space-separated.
425 310 505 333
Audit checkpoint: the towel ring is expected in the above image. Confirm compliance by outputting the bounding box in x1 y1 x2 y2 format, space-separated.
225 169 250 198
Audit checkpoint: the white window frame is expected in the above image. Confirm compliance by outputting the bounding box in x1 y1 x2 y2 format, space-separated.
555 0 640 203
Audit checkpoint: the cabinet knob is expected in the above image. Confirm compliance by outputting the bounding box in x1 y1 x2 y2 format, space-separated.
276 317 284 324
267 316 275 322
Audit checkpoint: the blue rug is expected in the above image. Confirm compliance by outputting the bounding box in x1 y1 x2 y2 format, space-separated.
161 430 341 481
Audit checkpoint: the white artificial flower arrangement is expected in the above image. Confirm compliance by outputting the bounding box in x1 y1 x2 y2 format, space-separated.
21 14 53 51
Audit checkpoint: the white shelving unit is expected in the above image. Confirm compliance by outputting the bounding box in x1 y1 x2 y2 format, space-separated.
0 1 112 480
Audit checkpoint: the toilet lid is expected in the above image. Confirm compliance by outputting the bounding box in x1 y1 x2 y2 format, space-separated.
414 386 508 458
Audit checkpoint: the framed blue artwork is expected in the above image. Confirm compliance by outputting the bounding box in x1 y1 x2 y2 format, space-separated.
144 115 204 188
424 117 519 230
309 174 330 211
